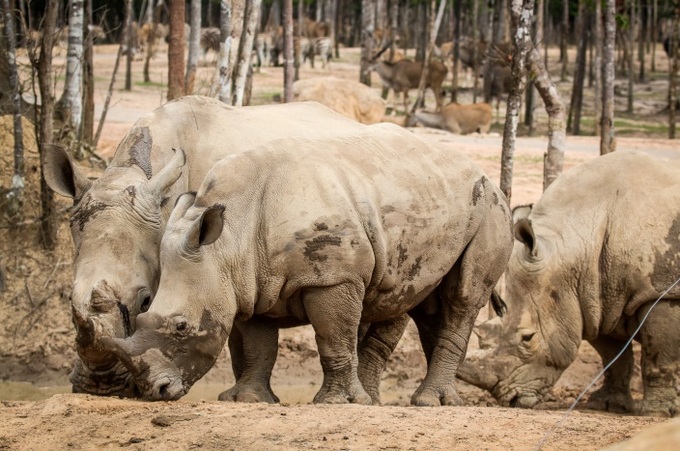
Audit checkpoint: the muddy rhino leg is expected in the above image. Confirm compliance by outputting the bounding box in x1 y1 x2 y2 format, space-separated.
303 282 372 405
411 210 512 407
357 315 410 405
638 301 680 417
218 318 280 403
408 293 441 365
586 336 634 413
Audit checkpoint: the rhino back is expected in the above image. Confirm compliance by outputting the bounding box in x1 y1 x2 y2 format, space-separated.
526 151 680 333
197 124 498 322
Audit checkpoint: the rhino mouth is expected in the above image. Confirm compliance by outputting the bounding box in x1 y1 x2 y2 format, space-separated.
70 355 139 397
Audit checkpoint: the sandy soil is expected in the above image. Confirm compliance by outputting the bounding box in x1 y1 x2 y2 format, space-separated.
0 43 678 450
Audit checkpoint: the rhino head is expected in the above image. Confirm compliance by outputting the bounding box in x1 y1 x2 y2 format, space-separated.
42 143 186 396
457 206 583 408
101 194 233 400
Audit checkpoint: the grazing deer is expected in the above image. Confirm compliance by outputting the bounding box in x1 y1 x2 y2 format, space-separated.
369 42 448 113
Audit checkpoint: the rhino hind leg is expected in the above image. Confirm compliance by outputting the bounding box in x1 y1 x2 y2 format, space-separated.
586 336 635 413
357 315 411 405
218 318 280 404
304 282 372 405
638 301 680 417
410 203 513 407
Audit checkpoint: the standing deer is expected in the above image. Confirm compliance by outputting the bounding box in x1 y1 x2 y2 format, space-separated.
369 43 448 113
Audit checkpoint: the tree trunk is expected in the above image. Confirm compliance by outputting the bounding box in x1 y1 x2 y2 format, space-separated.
213 0 233 103
638 0 646 82
560 0 568 81
167 0 186 101
669 9 678 139
38 0 59 249
594 0 603 136
525 47 565 191
185 0 201 94
143 0 161 83
567 0 587 136
472 0 480 103
125 0 133 91
626 0 634 114
81 0 94 149
500 0 533 205
60 0 84 142
232 0 261 106
451 0 461 102
651 0 657 72
600 0 616 154
2 0 24 222
94 0 129 149
294 0 302 81
283 0 294 102
525 0 543 135
359 0 375 86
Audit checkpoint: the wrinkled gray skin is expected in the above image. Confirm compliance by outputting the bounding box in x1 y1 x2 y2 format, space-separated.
42 95 408 402
103 124 514 405
458 151 680 417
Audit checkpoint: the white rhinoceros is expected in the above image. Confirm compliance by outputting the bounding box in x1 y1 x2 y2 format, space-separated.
42 95 408 402
458 151 680 417
102 123 514 405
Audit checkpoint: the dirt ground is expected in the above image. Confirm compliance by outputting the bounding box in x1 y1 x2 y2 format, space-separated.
0 43 678 450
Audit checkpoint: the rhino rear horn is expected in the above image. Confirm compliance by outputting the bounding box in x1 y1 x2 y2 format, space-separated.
148 148 186 196
42 144 92 199
456 349 500 391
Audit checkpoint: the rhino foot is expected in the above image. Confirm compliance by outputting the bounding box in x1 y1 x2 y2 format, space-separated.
586 387 634 413
217 384 280 404
411 386 462 407
312 384 372 405
639 398 679 418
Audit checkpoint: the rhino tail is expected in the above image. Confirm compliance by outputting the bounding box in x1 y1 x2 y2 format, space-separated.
490 289 507 317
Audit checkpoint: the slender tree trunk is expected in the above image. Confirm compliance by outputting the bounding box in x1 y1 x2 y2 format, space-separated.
560 0 568 81
626 0 634 114
125 0 133 91
38 0 59 249
451 0 461 102
94 0 129 149
185 0 201 94
409 0 446 118
283 0 294 102
143 0 160 83
167 0 186 101
543 0 549 67
3 0 24 222
651 0 657 72
232 0 261 106
669 9 679 139
594 0 603 136
525 0 543 134
60 0 84 141
601 0 616 154
567 0 587 135
525 47 565 190
638 0 646 82
472 0 480 103
359 0 375 85
82 0 94 149
500 0 533 205
294 0 302 81
213 0 233 103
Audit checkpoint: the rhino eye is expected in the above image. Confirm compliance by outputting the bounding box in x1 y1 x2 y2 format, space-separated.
521 332 536 342
176 321 187 332
140 295 152 313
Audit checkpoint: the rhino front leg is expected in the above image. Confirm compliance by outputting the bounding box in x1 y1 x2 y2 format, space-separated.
304 282 372 405
586 336 634 413
639 301 680 417
357 315 410 405
218 318 280 403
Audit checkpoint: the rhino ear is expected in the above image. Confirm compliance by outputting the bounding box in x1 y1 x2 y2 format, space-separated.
148 148 186 196
41 144 92 199
514 218 539 258
511 204 533 223
186 204 225 248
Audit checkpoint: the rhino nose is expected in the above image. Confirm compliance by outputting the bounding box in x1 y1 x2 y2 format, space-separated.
89 280 119 313
151 378 185 401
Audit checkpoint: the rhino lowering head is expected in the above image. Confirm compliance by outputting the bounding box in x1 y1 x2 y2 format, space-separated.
102 194 233 401
42 145 186 396
458 216 582 408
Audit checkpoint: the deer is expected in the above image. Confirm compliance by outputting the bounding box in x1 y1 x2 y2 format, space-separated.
368 42 448 114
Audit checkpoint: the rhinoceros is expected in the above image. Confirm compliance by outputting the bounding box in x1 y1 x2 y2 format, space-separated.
101 124 514 405
457 151 680 417
42 95 408 402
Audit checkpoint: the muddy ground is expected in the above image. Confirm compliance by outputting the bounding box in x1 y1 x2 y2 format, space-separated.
0 43 678 450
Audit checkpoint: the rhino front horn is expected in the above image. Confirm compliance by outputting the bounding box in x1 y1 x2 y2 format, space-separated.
71 305 97 349
456 349 499 392
100 337 142 376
